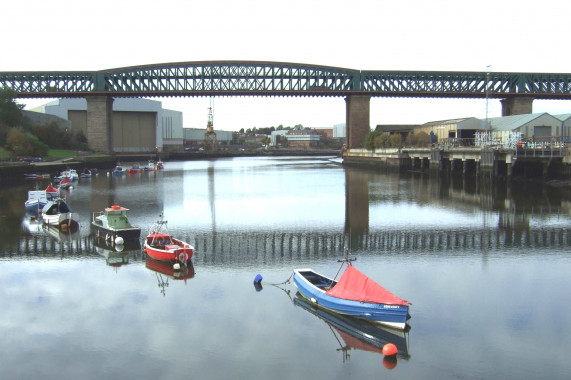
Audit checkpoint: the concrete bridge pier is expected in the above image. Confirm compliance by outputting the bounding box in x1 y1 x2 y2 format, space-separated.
86 96 114 154
501 97 534 116
345 95 371 149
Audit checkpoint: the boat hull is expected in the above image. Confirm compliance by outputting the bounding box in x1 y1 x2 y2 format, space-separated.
25 200 46 215
42 212 80 231
293 269 410 330
92 221 141 242
144 241 194 263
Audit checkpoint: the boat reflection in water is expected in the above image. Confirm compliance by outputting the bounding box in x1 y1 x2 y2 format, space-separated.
145 257 195 296
293 292 410 367
22 215 81 242
93 236 141 268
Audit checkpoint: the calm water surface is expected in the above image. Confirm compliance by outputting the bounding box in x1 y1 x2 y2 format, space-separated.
1 156 570 380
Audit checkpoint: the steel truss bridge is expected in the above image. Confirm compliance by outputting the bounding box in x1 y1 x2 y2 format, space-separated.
2 61 571 99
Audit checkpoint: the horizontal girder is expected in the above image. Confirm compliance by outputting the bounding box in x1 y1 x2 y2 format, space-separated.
1 61 571 99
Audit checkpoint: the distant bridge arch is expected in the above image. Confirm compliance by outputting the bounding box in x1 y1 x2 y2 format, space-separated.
2 61 571 152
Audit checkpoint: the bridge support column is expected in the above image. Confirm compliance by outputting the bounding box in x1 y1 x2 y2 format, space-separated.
501 97 534 116
345 95 371 149
86 96 114 154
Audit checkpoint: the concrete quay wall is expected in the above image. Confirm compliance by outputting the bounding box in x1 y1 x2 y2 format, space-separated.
343 148 571 180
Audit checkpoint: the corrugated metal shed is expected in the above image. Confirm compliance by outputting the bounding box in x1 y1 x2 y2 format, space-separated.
489 113 560 131
554 113 571 122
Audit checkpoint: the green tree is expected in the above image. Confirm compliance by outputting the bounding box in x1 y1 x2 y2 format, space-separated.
389 133 403 148
5 127 49 157
0 88 23 127
0 87 24 146
363 130 391 150
406 131 430 147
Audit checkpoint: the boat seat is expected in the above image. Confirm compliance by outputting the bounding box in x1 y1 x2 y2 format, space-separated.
164 244 178 250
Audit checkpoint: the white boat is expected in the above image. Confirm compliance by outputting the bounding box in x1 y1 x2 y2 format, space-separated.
56 169 79 181
41 198 79 231
24 185 59 215
144 161 157 171
113 165 126 175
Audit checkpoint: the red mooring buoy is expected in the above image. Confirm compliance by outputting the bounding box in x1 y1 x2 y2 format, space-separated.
382 343 398 356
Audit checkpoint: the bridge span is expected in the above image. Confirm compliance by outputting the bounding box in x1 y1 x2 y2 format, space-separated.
2 61 571 153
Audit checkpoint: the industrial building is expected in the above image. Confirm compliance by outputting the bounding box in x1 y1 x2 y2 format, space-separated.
29 98 183 153
378 113 570 146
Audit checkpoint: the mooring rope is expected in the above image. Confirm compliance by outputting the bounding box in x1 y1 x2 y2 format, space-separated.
268 272 293 286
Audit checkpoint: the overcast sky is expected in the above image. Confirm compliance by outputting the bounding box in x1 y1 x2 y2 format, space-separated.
3 0 570 131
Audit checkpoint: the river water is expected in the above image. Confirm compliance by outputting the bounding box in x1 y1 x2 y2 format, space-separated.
1 156 570 380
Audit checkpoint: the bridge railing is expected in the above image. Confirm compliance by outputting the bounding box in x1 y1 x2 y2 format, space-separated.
414 136 570 159
438 138 477 148
515 136 569 158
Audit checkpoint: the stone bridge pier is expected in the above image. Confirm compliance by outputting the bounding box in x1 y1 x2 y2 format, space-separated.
346 95 371 149
86 96 114 154
501 96 534 116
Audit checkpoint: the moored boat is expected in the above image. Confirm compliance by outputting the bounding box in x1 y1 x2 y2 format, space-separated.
127 163 141 174
144 213 193 263
293 264 410 330
45 184 59 198
24 185 59 215
113 165 125 175
58 177 73 189
41 197 79 231
80 168 92 178
92 205 141 245
55 169 79 182
144 160 156 171
156 160 164 169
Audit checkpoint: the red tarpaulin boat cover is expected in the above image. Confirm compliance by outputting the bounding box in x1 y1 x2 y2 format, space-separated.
325 265 409 306
45 184 58 193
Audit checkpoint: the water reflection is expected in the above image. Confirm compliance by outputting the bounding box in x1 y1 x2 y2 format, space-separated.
1 157 571 379
145 258 195 296
2 161 570 263
293 293 410 364
92 238 141 268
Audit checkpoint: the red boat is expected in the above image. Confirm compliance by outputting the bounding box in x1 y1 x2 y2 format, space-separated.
144 214 194 263
58 177 72 189
45 184 59 198
127 163 141 174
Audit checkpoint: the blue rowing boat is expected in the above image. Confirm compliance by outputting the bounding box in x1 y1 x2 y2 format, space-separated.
293 265 410 330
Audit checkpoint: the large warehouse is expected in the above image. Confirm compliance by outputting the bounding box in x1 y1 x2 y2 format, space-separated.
30 98 183 153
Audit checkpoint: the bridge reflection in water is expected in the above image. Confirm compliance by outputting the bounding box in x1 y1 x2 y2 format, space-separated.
3 162 569 264
3 226 569 265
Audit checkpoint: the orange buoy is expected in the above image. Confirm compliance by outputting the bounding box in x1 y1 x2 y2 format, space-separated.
382 343 398 356
382 355 398 369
